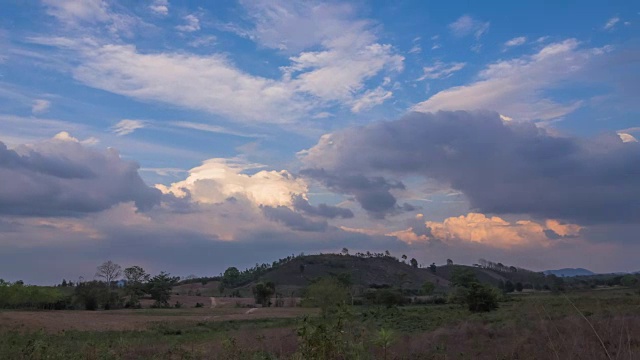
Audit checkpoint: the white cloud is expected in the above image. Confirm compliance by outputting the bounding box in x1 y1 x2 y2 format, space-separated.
42 0 110 24
149 0 169 16
409 44 421 54
448 15 490 39
617 132 638 143
414 39 606 121
176 14 200 32
169 121 262 138
390 213 580 248
156 158 308 207
188 35 216 47
71 43 304 123
112 119 146 136
42 0 141 37
31 99 51 114
34 2 403 124
417 61 465 81
603 17 620 30
504 36 526 47
350 87 393 113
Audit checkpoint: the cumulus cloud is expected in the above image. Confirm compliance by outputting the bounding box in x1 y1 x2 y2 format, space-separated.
301 111 640 225
417 61 465 80
427 213 578 248
414 39 607 121
112 119 146 136
300 168 405 219
617 132 638 143
504 36 526 47
448 15 490 39
31 99 51 114
0 134 160 216
157 158 308 207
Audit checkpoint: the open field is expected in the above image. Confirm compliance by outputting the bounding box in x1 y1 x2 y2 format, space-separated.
1 288 638 359
0 307 315 332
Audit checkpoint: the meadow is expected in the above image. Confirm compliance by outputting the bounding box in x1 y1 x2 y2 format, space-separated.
1 287 638 359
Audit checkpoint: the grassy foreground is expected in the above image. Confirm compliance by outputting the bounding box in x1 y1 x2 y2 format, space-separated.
1 289 639 359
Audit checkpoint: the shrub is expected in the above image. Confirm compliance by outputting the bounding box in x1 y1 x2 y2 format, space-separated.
364 289 410 308
195 302 204 308
465 283 499 312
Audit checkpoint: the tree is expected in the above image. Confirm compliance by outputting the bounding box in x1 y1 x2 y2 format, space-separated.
74 280 109 310
252 282 276 307
303 277 350 314
410 258 418 268
504 280 515 293
515 282 523 292
422 281 435 295
446 259 453 266
61 279 67 287
465 283 499 312
451 267 477 288
222 266 241 288
384 250 391 257
147 272 179 307
123 266 150 307
401 254 407 262
95 260 122 289
621 275 638 287
341 247 349 255
429 263 437 273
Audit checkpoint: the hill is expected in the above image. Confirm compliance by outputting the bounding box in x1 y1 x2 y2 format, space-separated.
234 254 449 296
544 268 595 277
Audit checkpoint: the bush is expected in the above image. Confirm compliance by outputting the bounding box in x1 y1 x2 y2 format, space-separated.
364 289 410 308
195 302 204 308
465 283 499 312
302 277 350 314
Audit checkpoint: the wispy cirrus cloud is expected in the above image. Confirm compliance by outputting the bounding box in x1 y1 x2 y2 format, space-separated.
31 99 51 114
603 16 620 31
448 15 490 39
414 39 609 121
31 1 403 124
112 119 146 136
504 36 526 47
417 61 465 80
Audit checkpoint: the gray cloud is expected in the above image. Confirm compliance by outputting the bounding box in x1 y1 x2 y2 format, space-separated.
302 111 640 225
291 194 353 219
0 138 160 216
261 205 328 232
300 169 405 218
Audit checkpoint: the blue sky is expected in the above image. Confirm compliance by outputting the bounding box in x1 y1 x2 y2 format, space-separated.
0 1 638 284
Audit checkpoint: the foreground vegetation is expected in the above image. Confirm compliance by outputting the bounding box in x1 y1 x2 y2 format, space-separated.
1 287 639 359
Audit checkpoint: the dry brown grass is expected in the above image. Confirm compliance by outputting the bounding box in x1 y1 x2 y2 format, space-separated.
0 307 317 333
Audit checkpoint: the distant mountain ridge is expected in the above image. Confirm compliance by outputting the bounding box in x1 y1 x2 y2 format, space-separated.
543 268 595 277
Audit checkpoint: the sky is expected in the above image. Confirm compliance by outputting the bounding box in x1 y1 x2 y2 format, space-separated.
0 0 638 284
